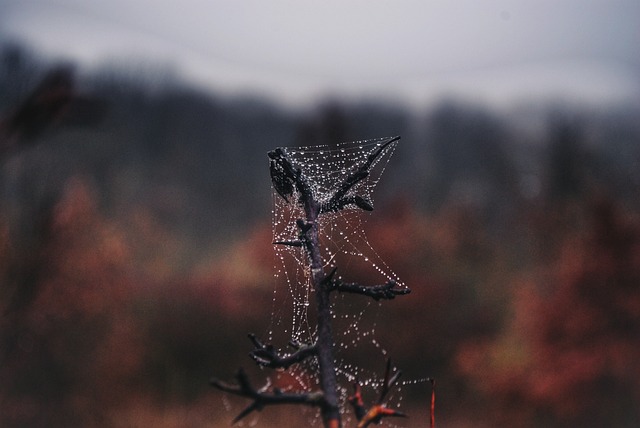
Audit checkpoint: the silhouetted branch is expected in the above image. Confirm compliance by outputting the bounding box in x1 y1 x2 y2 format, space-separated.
210 368 325 424
268 148 297 202
248 333 317 369
269 145 341 426
214 138 412 427
332 280 410 300
268 147 315 205
348 382 368 421
379 358 403 403
321 195 374 213
348 359 407 428
321 136 400 214
269 137 399 215
322 268 410 301
272 240 303 247
271 219 313 248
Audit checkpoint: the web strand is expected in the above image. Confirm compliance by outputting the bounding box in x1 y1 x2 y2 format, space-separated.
269 136 405 362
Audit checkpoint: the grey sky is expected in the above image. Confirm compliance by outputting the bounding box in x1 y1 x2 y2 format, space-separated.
1 0 639 108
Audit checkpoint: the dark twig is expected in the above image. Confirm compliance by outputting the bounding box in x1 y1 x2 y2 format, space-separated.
378 358 402 404
268 148 297 202
271 219 312 248
270 144 341 426
332 280 410 300
321 195 374 213
248 333 317 370
272 240 303 247
323 268 410 300
348 381 368 421
210 368 325 424
321 136 400 214
268 147 315 205
348 359 407 428
213 139 414 428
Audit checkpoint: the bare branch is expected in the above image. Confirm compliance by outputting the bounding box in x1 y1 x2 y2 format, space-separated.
329 279 410 301
322 268 409 301
323 136 400 212
357 406 407 428
248 334 317 369
268 148 297 202
210 368 325 424
272 240 303 247
268 147 315 205
213 138 411 427
378 358 402 404
348 359 407 428
272 219 312 249
348 381 367 421
320 195 374 214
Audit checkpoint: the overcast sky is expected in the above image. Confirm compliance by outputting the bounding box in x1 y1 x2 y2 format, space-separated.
1 0 639 109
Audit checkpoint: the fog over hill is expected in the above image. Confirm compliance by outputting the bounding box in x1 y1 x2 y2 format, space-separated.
2 42 639 271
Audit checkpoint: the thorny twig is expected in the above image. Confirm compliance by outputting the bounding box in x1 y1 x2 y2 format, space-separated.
269 136 399 214
269 144 342 426
268 147 314 205
322 267 411 301
248 334 317 370
210 368 325 423
331 279 410 301
272 219 312 248
348 359 407 428
321 194 374 213
321 136 400 214
213 137 421 427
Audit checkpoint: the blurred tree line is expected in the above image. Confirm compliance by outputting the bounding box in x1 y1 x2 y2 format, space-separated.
1 42 639 427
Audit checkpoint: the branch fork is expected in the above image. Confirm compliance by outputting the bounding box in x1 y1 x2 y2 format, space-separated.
248 333 317 370
213 137 418 427
322 136 400 215
322 267 411 301
210 368 325 424
348 359 407 428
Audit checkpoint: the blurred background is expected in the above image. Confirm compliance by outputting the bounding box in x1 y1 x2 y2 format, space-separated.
1 1 639 427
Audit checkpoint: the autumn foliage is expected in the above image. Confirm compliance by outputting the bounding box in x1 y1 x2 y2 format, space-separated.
2 169 638 427
0 178 271 427
457 196 640 426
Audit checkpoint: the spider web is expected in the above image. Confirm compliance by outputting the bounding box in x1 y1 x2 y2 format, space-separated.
266 137 414 425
